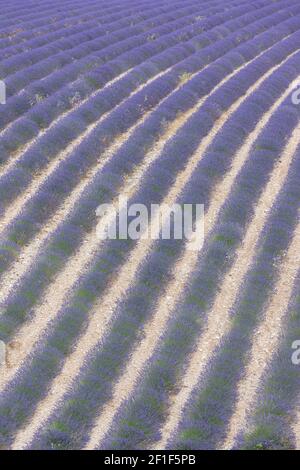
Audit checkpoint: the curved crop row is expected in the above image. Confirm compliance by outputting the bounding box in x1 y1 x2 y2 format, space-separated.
0 0 253 131
169 138 300 451
0 0 178 60
0 22 299 450
0 1 296 346
0 0 299 451
2 0 293 239
93 59 300 451
0 0 288 292
0 0 128 37
237 261 300 450
2 5 204 96
0 0 200 73
0 0 138 47
158 98 300 450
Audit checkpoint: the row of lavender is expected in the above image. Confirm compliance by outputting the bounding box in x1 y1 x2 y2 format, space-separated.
0 0 252 142
0 0 289 329
0 0 148 37
238 263 300 450
0 7 299 447
0 0 144 36
0 0 202 76
0 0 242 161
167 110 300 451
0 2 206 117
62 47 297 448
98 72 299 449
2 0 201 61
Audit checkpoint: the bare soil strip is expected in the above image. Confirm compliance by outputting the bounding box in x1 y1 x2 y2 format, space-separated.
10 55 294 450
151 121 300 450
84 78 300 450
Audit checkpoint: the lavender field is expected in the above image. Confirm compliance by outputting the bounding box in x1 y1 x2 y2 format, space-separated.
0 0 300 451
